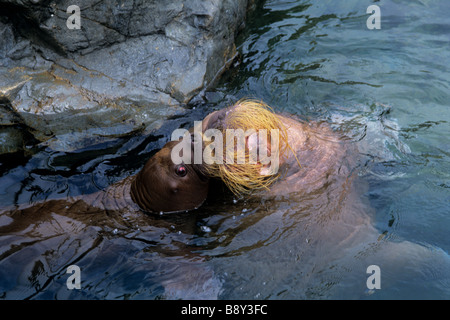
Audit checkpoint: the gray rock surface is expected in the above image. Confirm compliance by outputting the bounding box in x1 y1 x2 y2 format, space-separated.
0 0 248 153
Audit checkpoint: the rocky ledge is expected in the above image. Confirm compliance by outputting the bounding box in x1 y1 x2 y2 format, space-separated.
0 0 248 153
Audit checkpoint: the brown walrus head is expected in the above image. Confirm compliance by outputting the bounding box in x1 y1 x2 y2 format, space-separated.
130 139 209 214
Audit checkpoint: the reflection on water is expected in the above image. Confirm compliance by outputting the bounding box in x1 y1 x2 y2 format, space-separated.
1 0 450 299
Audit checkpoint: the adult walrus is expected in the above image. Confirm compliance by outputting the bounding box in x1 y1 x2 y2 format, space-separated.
1 99 449 299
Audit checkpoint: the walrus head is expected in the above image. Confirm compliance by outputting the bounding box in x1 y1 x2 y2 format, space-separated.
130 139 209 214
131 99 300 214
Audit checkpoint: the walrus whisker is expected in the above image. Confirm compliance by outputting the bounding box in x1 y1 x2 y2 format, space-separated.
202 99 301 196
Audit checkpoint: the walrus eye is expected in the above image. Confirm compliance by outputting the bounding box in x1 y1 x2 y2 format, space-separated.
175 165 187 177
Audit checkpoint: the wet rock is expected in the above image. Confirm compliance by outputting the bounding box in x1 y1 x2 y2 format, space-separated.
0 0 248 153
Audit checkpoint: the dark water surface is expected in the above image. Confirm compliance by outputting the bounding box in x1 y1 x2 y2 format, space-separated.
1 0 449 299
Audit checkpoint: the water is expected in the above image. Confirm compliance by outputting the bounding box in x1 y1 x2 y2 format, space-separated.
1 0 450 299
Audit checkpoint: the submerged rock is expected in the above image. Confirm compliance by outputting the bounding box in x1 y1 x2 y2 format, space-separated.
0 0 248 153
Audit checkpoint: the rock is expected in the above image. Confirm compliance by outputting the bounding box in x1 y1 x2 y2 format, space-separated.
0 0 248 153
